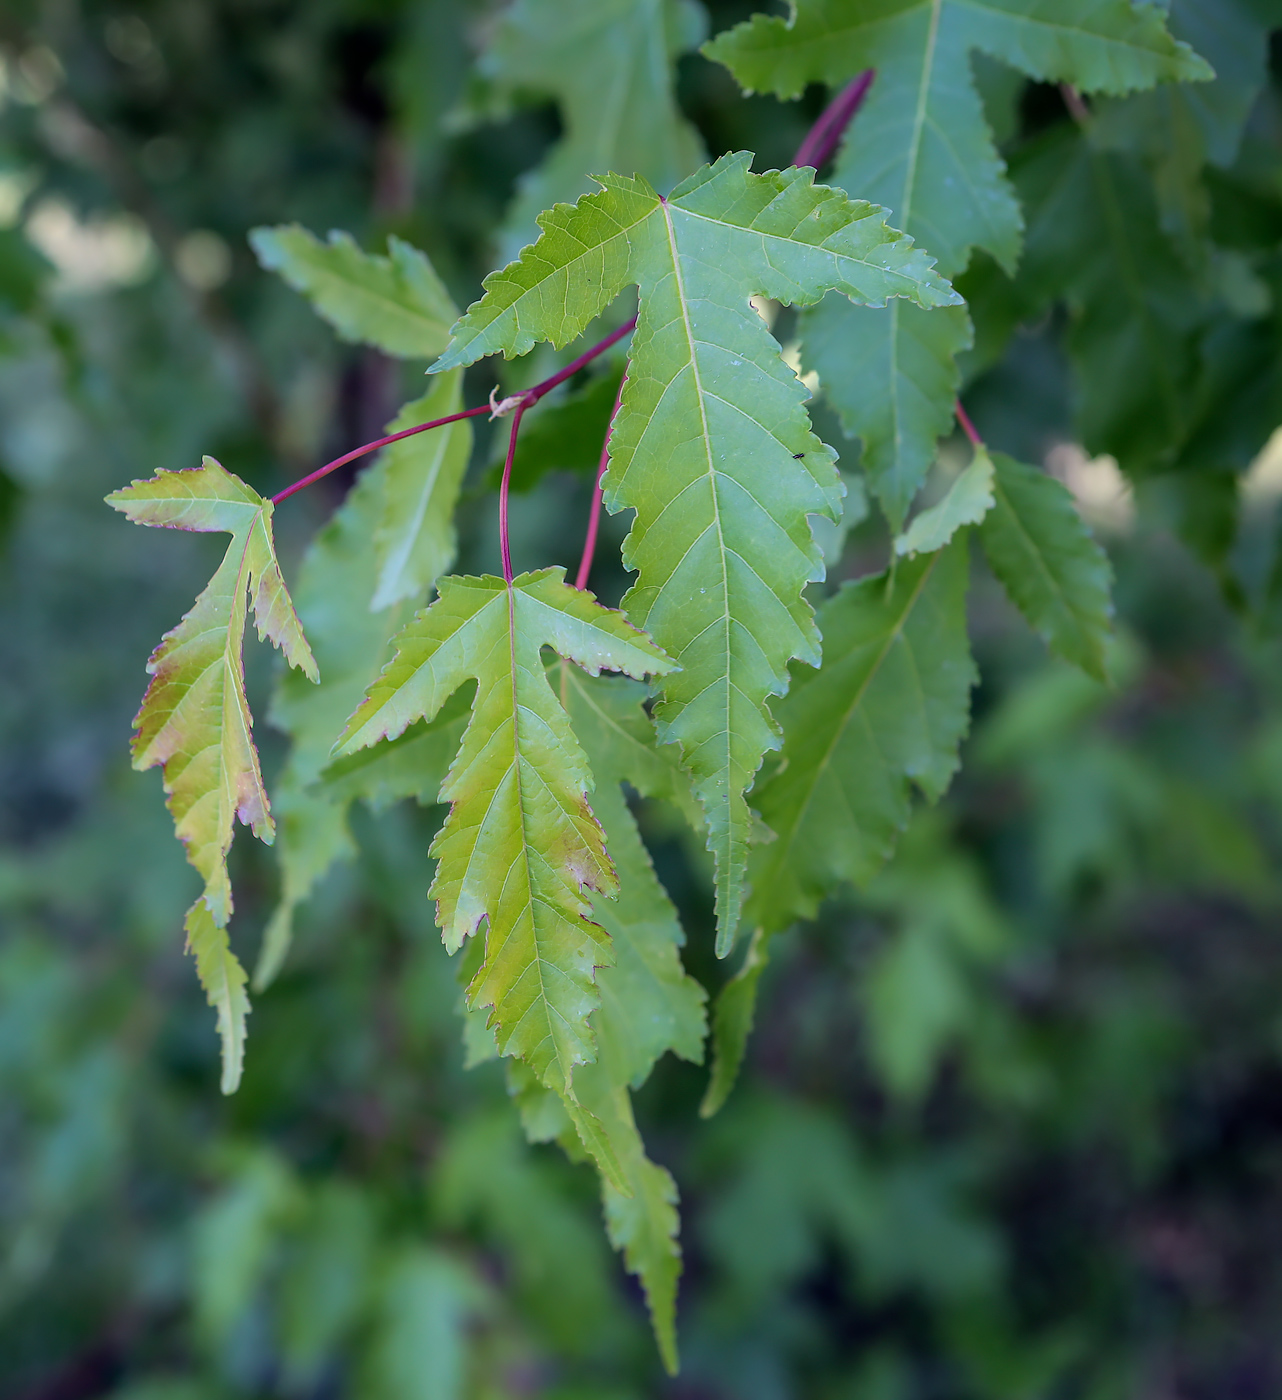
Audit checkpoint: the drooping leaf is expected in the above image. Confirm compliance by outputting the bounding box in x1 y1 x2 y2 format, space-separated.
707 0 1210 523
107 457 316 1087
560 668 707 1369
250 225 456 359
337 570 672 1095
749 539 975 932
431 152 958 949
258 459 417 987
482 0 708 260
706 0 1211 279
979 451 1114 680
704 540 975 1111
185 900 252 1095
802 298 973 528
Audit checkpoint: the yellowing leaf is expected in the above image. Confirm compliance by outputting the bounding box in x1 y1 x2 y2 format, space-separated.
107 456 316 1090
337 569 673 1094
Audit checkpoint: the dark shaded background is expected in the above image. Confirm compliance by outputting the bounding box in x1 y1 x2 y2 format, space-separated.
3 2 1282 1397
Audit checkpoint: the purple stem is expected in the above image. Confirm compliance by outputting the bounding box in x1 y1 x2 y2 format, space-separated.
575 378 625 591
498 400 527 584
271 404 492 505
955 400 983 450
793 70 875 171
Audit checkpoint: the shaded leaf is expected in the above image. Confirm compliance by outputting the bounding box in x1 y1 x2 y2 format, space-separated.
484 0 707 260
803 298 973 528
979 451 1114 680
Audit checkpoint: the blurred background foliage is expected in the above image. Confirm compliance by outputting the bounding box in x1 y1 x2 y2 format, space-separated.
3 1 1282 1397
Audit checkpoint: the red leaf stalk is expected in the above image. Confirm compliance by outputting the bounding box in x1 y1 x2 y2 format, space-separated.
793 70 875 172
954 400 984 450
575 378 625 591
499 400 527 585
271 404 492 505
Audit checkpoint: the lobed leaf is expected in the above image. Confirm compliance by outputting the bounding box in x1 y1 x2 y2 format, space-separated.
979 451 1114 680
484 0 707 260
250 225 456 359
707 0 1210 522
338 570 673 1094
706 0 1211 279
108 457 316 1088
433 152 958 950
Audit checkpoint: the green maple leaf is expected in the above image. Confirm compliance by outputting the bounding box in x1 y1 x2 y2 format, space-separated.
482 0 707 259
979 451 1114 680
707 0 1210 522
250 224 455 358
337 569 672 1093
431 151 958 949
561 669 707 1368
107 457 317 1090
707 0 1210 279
802 298 973 528
705 538 975 1112
467 668 704 1366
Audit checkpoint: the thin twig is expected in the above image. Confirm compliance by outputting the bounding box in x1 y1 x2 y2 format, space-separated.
575 378 626 590
270 404 492 504
793 71 875 171
271 318 638 506
499 402 528 584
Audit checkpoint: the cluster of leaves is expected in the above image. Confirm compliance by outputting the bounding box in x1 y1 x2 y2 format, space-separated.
99 0 1251 1367
5 0 1282 1392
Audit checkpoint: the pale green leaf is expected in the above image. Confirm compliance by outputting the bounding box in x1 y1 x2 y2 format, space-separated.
185 900 251 1095
706 0 1212 278
802 299 973 528
895 447 995 556
107 457 316 929
484 0 708 260
979 451 1114 680
337 569 672 1094
432 153 957 948
250 225 456 359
